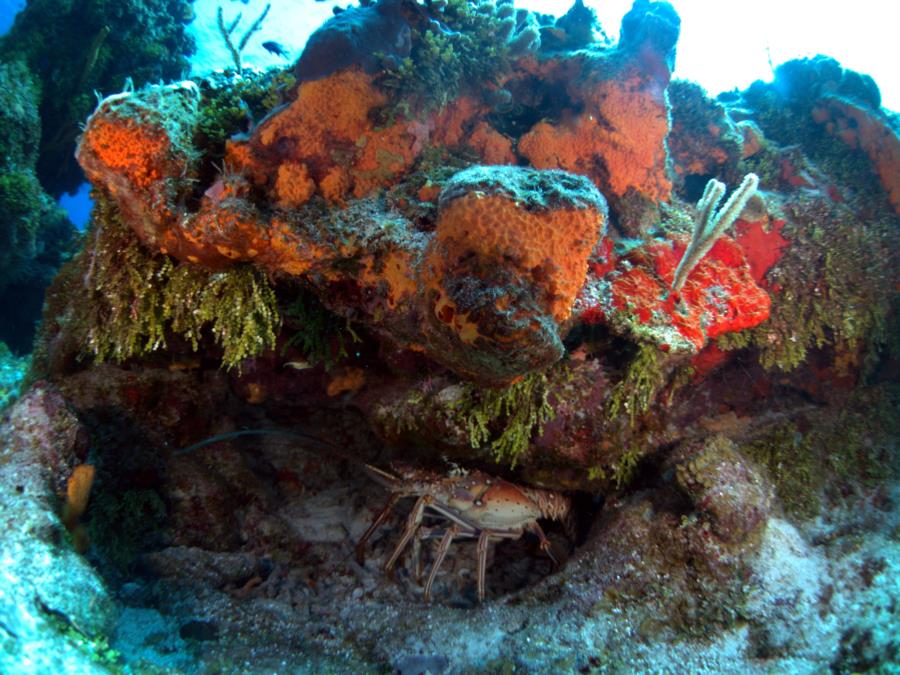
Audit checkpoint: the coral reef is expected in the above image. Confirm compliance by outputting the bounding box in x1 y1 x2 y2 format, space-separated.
707 58 899 376
0 0 196 196
0 60 78 353
0 341 29 411
46 0 893 484
0 385 119 672
76 75 611 382
3 0 899 672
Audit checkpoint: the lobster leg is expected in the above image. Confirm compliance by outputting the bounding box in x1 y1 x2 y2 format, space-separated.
423 524 460 603
476 529 495 603
384 495 431 577
412 525 439 582
525 520 558 567
355 492 400 565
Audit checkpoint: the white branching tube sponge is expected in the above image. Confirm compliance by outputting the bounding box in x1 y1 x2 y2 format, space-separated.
671 173 760 292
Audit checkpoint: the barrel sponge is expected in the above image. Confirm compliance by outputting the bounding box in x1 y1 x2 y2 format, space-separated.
434 166 608 322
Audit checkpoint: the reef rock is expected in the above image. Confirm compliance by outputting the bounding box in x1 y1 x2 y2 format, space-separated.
0 385 118 671
76 79 611 384
0 61 77 352
58 0 895 495
71 0 768 386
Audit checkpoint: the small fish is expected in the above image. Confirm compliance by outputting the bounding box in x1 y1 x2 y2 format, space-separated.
284 359 314 371
63 464 96 530
262 40 289 58
168 357 201 372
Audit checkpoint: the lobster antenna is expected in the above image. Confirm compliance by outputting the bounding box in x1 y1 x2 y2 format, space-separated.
175 428 340 456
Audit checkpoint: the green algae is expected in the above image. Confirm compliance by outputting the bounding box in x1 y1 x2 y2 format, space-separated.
584 342 691 490
71 193 280 370
51 620 124 673
717 195 895 374
376 0 516 116
586 441 649 490
280 289 361 371
455 370 555 467
376 368 557 469
609 442 642 489
88 486 167 573
739 384 899 519
193 68 296 169
714 58 899 375
740 422 820 518
605 342 668 426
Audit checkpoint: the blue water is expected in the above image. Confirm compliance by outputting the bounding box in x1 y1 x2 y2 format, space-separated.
1 0 92 227
59 182 93 231
0 0 23 35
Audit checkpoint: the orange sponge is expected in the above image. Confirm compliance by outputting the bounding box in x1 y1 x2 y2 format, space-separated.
434 193 600 323
275 162 317 209
428 165 607 326
253 69 421 204
519 73 671 202
80 117 168 189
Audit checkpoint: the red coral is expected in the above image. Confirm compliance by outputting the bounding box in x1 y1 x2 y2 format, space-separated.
580 234 771 352
733 218 789 285
690 344 730 379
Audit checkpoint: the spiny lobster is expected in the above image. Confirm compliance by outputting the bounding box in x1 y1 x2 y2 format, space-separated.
356 461 573 602
177 429 573 602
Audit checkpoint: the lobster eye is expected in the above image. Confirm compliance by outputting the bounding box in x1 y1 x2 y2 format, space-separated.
474 499 483 506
